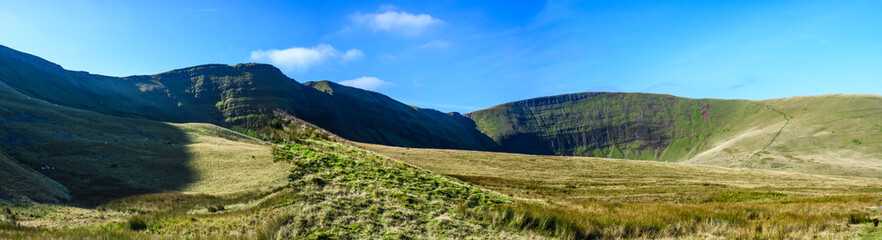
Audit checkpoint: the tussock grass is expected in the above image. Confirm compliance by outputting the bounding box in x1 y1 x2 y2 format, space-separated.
265 140 519 239
463 200 874 239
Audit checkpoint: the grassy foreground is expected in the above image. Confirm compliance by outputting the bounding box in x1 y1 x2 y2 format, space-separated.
363 143 882 239
0 133 528 239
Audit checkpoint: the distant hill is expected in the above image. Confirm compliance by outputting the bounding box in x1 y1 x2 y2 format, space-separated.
0 44 493 150
467 92 882 177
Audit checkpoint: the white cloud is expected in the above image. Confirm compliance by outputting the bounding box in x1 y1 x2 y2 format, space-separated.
250 44 362 72
341 49 364 61
339 76 395 91
352 8 444 36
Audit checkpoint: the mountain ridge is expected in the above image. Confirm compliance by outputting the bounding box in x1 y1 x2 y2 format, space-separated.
0 44 492 150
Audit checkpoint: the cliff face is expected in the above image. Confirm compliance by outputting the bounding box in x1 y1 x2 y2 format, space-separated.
129 63 313 126
467 92 782 160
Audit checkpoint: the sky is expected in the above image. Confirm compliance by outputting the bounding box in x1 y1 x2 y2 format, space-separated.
2 0 882 113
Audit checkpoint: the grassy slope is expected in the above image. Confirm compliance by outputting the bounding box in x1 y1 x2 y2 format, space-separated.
686 94 882 177
468 92 882 178
0 80 288 205
0 150 68 203
362 143 882 239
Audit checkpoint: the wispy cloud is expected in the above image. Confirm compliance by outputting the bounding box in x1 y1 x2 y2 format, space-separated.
339 76 395 91
341 49 364 61
352 7 444 36
420 40 451 49
249 44 362 72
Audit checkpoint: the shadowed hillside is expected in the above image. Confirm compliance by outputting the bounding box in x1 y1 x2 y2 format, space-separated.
0 80 288 206
302 80 496 149
0 44 492 150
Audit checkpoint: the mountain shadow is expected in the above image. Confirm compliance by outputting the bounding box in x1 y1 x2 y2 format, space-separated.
0 80 196 207
495 133 555 155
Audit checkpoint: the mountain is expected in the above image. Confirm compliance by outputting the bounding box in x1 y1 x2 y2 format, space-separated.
0 44 492 150
467 92 882 177
302 80 495 149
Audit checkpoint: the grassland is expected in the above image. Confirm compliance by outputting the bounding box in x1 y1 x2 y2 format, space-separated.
362 143 882 239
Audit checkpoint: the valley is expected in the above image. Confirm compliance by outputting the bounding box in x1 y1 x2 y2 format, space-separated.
1 44 881 239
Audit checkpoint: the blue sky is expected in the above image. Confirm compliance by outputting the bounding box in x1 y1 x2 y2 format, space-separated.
2 0 881 112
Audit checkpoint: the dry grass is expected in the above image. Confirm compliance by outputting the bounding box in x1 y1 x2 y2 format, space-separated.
175 123 287 194
362 143 882 239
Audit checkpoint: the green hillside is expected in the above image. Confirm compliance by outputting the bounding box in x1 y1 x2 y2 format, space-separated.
467 92 783 160
0 44 491 150
686 94 882 177
468 92 882 177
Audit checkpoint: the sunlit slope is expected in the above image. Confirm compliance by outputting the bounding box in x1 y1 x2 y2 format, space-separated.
0 81 288 205
362 143 882 202
361 143 882 239
686 94 882 177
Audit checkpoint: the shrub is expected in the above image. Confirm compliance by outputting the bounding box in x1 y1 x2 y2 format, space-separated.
128 216 148 231
848 213 869 224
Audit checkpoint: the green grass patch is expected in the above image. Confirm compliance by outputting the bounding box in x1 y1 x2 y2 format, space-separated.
230 126 262 140
702 191 788 203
